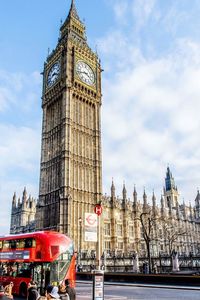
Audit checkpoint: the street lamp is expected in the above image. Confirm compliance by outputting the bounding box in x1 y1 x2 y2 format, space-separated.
79 217 82 267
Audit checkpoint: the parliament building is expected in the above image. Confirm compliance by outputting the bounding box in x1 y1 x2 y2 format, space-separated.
10 0 200 259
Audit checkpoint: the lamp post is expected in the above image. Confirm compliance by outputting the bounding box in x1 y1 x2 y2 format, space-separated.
79 217 82 267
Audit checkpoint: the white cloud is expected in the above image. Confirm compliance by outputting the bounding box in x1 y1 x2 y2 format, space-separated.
0 70 41 114
0 70 41 234
101 36 200 204
131 0 157 32
113 1 128 24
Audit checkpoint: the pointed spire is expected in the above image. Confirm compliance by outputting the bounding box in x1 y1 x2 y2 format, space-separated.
133 185 137 207
111 178 115 199
143 188 148 211
12 192 17 208
152 190 156 208
122 181 127 200
60 0 86 42
195 189 200 207
160 195 165 215
17 197 21 207
22 187 27 203
152 190 156 216
68 0 81 21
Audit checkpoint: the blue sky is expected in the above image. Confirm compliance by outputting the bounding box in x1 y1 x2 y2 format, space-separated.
1 0 200 234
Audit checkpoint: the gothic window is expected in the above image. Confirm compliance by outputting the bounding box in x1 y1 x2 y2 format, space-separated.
118 242 123 250
117 224 123 236
104 241 111 251
104 223 111 236
129 226 134 238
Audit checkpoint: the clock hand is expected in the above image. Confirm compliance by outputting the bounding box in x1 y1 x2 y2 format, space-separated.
81 71 90 79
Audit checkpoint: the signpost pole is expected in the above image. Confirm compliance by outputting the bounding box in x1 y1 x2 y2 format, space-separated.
93 203 104 300
97 214 101 270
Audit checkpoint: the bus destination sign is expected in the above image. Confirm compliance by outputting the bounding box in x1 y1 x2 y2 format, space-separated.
0 250 30 260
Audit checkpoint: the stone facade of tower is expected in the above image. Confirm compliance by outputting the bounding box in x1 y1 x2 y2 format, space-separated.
35 1 102 251
10 188 36 234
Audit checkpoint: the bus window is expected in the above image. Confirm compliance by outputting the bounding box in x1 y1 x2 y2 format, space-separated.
25 238 34 248
17 240 25 249
10 240 16 249
3 241 9 249
17 263 32 278
0 241 2 250
50 251 71 283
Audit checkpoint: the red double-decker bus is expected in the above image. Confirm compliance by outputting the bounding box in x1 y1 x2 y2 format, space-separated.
0 231 75 296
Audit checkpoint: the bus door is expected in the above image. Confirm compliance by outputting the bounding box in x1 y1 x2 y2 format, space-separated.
33 263 50 295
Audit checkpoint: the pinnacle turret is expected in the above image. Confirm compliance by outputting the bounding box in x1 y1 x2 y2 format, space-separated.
143 188 148 212
152 191 156 208
122 182 127 201
133 185 137 207
195 189 200 207
111 179 115 199
161 195 165 215
12 192 17 208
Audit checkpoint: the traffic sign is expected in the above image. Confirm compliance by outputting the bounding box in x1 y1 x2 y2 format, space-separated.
94 204 103 216
85 213 97 242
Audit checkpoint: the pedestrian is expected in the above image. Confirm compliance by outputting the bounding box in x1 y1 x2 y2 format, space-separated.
58 283 69 300
4 282 13 299
46 286 60 300
27 281 40 300
65 280 76 300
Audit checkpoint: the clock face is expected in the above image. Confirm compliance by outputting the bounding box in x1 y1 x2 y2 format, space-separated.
76 61 95 86
47 62 60 87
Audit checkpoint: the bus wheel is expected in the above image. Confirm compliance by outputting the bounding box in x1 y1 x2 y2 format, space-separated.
19 283 27 298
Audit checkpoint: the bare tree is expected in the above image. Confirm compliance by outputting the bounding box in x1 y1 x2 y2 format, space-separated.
139 210 158 273
161 219 187 255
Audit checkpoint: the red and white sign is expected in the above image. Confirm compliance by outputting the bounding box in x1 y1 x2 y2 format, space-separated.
94 204 103 216
85 213 97 227
85 213 97 242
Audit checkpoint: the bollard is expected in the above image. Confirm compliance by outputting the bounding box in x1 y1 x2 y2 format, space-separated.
92 269 104 300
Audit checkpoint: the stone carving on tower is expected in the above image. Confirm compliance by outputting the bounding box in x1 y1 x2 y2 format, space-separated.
35 0 102 251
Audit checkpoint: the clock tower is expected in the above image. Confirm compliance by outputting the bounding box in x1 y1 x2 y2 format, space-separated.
36 0 102 251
